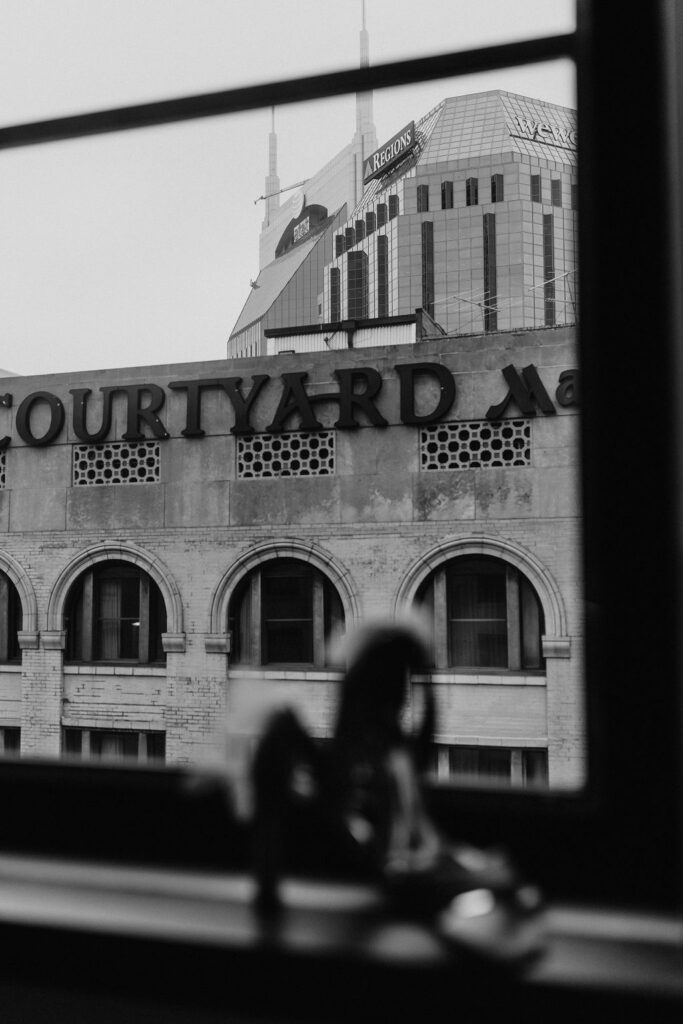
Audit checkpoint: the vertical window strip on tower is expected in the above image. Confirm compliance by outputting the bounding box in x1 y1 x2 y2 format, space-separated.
530 173 541 203
491 173 504 203
421 221 434 318
441 180 454 209
543 213 556 325
551 179 562 207
347 250 369 319
329 267 340 322
483 212 498 332
466 177 479 206
388 194 399 219
376 234 389 317
417 184 429 212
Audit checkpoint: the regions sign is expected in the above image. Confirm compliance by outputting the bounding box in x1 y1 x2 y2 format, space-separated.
363 122 416 183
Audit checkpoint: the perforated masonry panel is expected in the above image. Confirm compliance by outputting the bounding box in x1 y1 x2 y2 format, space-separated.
420 419 531 470
237 431 335 479
73 441 161 485
0 451 5 489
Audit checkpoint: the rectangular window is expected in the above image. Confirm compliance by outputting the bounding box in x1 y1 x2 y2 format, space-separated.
354 218 365 241
491 173 504 202
334 234 345 257
530 173 541 203
466 177 479 206
421 221 434 318
0 574 22 664
344 226 355 249
431 745 548 788
441 181 453 209
388 194 399 219
262 564 314 664
483 212 497 332
417 184 429 212
63 728 166 763
551 178 562 206
365 210 376 234
376 234 389 317
376 203 387 227
0 727 20 755
543 213 556 325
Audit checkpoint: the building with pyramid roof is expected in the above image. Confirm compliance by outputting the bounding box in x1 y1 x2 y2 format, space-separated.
228 89 577 357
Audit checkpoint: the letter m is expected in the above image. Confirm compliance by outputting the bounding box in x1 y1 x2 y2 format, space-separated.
486 364 556 419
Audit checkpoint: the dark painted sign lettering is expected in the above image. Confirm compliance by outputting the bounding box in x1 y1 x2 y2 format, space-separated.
0 362 577 449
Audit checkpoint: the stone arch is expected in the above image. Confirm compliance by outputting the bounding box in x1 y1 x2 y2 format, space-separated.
394 534 570 648
46 541 184 637
0 550 39 635
207 538 360 643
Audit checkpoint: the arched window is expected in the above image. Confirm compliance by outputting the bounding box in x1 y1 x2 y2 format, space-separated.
65 560 167 664
416 555 544 670
0 571 22 664
228 558 344 667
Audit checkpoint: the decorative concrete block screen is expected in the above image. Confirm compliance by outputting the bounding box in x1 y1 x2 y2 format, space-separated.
73 441 161 485
420 419 531 470
237 431 335 479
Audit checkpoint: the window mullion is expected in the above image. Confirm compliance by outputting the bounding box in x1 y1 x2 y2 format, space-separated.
0 575 8 663
82 571 94 662
139 575 150 664
251 570 262 664
506 567 521 670
434 568 448 668
312 574 325 665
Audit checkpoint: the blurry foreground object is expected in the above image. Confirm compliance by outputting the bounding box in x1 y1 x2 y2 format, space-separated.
250 613 546 967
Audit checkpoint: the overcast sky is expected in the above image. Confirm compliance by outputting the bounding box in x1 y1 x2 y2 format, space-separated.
0 1 576 378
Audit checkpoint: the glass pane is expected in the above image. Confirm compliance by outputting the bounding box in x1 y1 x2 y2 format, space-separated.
0 37 583 797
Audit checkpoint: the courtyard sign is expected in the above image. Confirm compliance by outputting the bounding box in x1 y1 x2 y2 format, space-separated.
0 362 579 450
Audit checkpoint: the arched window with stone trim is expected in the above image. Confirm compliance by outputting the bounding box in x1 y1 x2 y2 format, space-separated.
0 570 23 664
416 554 544 671
228 558 344 667
65 560 167 665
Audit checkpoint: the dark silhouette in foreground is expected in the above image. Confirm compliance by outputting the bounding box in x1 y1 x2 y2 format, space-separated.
250 618 546 966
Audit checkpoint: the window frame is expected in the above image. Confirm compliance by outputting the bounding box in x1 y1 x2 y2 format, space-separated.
0 1 681 915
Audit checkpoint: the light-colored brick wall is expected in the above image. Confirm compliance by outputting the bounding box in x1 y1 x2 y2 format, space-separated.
0 327 583 783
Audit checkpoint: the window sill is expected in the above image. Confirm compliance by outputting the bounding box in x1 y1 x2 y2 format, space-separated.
228 666 344 681
0 852 681 1022
63 664 167 676
414 671 546 686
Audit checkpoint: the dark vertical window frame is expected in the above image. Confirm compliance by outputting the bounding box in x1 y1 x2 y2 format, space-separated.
483 211 498 331
376 233 389 317
376 202 387 227
347 250 369 319
388 194 399 218
491 173 504 202
416 184 429 212
551 178 562 206
441 180 454 209
543 213 555 325
466 176 479 205
365 210 376 234
421 220 434 318
530 173 541 202
329 266 340 321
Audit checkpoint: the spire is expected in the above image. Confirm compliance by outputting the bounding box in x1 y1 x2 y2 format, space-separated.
263 106 281 229
354 0 377 199
355 0 374 138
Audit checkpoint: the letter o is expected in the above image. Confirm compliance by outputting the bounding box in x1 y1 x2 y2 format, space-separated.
16 391 65 446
